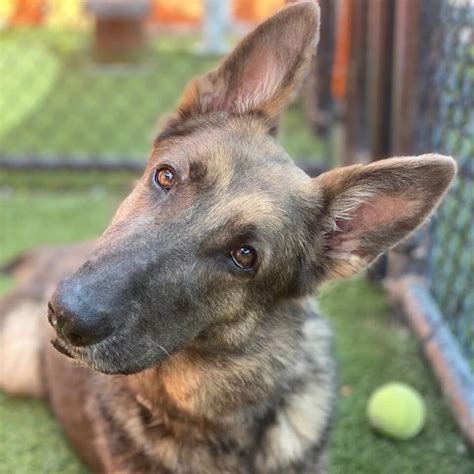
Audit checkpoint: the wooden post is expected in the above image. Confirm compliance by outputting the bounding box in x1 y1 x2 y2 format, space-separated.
302 0 336 137
386 0 422 283
342 0 369 165
366 0 395 161
391 0 420 155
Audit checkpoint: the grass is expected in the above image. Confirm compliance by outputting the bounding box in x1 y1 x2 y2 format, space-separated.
0 186 120 294
0 184 473 473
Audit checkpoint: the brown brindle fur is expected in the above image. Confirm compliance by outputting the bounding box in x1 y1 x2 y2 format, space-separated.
0 2 456 473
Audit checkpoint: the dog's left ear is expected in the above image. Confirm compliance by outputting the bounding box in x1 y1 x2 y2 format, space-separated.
308 154 456 280
177 1 320 126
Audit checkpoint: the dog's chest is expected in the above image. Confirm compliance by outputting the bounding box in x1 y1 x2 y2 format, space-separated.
89 316 335 473
93 392 332 473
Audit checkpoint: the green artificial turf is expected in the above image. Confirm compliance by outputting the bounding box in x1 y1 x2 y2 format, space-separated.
320 279 473 473
0 186 472 473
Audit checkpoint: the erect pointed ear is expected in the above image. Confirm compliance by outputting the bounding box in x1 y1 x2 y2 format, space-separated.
310 154 457 280
177 1 320 126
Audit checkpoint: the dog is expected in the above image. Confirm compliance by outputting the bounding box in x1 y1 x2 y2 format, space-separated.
0 2 456 473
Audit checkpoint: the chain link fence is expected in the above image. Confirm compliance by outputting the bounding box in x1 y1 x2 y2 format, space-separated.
299 0 474 439
0 0 322 171
417 0 474 370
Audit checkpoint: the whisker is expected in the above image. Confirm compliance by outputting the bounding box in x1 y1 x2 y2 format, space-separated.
157 344 170 358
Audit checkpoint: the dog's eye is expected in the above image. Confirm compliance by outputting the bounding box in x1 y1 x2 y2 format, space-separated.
231 246 257 270
154 167 176 191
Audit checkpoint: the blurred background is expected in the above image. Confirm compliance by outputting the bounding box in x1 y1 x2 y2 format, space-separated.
0 0 473 472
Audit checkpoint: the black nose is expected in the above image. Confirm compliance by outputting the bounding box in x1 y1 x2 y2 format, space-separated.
48 285 113 347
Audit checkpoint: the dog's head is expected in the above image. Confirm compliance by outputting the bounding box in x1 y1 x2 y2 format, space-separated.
49 1 456 374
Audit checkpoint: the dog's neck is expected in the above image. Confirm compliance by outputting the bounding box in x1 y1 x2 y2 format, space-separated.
125 297 318 424
96 297 334 472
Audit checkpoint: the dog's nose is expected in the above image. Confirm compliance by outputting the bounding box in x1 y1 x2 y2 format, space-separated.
49 287 113 347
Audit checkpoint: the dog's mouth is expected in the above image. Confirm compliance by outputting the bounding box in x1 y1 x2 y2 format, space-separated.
50 330 172 376
48 305 173 375
49 323 112 372
47 305 102 371
50 334 90 364
50 336 80 359
50 335 120 374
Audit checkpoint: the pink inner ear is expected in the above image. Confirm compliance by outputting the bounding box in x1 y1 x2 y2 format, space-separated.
217 49 282 113
331 195 417 257
339 195 415 235
236 49 282 105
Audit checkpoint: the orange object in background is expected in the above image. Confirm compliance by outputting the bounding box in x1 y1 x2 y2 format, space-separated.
233 0 284 23
148 0 284 25
149 0 202 25
6 0 285 28
331 0 352 99
10 0 45 25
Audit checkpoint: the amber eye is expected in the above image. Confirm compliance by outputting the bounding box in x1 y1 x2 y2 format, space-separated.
154 167 176 191
231 246 257 270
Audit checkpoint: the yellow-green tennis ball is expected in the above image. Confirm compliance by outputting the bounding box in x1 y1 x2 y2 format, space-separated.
367 383 426 440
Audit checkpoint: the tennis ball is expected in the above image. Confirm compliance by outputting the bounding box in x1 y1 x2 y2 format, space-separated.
367 382 426 440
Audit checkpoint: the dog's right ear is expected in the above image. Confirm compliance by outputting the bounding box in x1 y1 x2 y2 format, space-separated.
177 1 320 128
307 154 457 281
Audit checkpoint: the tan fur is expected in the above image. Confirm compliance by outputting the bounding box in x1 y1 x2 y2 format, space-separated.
206 193 284 235
0 299 44 396
256 316 333 471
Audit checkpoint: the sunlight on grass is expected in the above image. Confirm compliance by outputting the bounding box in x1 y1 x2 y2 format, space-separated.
0 41 59 136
